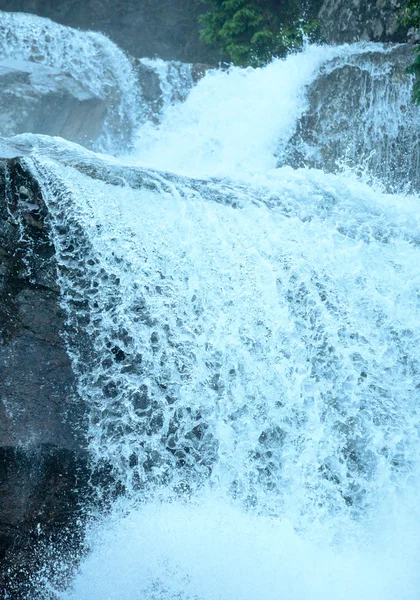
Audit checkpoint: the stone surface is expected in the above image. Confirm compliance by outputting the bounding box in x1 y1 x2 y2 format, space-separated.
0 59 107 147
280 44 420 192
0 149 91 598
318 0 407 43
134 59 212 123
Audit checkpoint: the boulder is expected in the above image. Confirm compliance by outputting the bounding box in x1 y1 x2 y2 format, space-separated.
0 59 107 147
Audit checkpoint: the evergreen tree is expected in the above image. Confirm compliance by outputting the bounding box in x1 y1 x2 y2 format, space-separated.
199 0 320 67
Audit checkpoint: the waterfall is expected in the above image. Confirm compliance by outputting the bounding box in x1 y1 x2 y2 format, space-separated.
2 14 420 599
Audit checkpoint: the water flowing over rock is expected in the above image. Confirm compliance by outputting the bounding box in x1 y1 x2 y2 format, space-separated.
0 0 219 63
0 12 420 600
135 59 198 123
0 11 141 153
280 44 420 192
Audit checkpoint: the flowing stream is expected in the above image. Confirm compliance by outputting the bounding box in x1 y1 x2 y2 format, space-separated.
2 12 420 600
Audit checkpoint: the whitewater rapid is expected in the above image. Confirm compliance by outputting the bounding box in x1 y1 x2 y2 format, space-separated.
2 12 419 599
131 43 411 179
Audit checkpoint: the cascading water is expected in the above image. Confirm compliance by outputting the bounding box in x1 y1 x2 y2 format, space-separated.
4 13 420 598
0 11 141 152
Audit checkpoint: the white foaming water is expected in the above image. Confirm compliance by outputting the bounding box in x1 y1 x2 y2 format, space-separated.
131 43 409 179
14 34 420 600
0 11 140 152
27 150 420 598
132 46 336 175
60 489 420 600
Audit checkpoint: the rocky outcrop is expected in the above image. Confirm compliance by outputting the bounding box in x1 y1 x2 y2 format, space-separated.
0 59 107 148
0 147 91 598
280 44 420 192
318 0 407 44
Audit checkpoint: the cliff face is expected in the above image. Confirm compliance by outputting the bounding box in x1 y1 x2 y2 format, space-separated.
0 0 409 64
319 0 407 44
0 149 91 598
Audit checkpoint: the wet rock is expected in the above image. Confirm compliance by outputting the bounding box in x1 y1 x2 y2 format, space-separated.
0 446 91 599
280 44 420 192
0 59 107 147
134 58 204 123
0 149 91 598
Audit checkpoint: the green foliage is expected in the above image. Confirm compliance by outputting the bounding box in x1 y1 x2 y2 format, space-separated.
199 0 320 67
400 0 420 103
400 0 420 29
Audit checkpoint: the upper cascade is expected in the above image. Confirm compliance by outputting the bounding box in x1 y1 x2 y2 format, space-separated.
0 11 140 152
131 42 420 191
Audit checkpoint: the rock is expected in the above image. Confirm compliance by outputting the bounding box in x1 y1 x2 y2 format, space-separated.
0 59 108 148
318 0 407 44
280 44 420 192
0 150 92 598
134 58 206 122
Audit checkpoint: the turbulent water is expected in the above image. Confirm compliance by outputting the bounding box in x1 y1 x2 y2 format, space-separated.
2 12 420 600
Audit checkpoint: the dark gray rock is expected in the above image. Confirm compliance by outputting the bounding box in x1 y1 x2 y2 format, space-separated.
318 0 407 44
0 150 92 598
0 59 107 147
280 44 420 192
